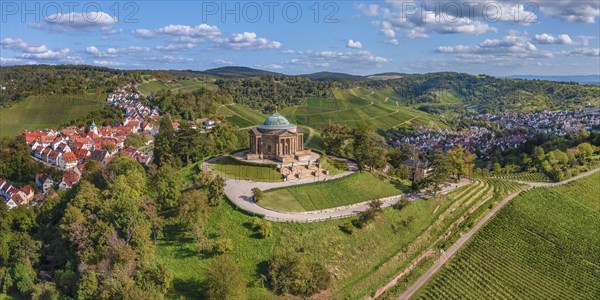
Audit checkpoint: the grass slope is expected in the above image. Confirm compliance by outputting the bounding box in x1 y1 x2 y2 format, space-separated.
217 104 267 128
158 176 525 299
258 172 405 212
280 88 444 131
0 94 104 137
209 156 282 182
416 173 600 299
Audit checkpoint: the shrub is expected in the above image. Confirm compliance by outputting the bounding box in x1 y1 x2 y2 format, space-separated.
213 238 234 254
251 187 264 202
393 198 410 210
339 222 355 235
266 253 331 297
251 217 272 238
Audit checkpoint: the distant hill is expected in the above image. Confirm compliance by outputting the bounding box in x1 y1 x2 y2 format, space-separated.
368 72 408 80
300 71 367 81
505 75 600 85
202 66 281 78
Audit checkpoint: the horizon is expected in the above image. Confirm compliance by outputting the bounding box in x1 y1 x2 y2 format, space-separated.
5 63 600 78
1 1 599 76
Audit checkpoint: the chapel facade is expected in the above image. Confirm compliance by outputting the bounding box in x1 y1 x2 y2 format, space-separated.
246 112 311 162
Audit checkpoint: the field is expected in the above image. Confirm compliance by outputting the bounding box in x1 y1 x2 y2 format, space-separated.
490 172 551 182
209 156 283 182
258 172 405 212
0 94 105 137
280 88 445 130
217 104 267 128
415 173 600 299
158 173 526 299
137 79 217 95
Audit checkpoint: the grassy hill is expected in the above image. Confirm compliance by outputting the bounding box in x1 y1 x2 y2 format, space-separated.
0 93 105 137
280 87 445 130
416 172 600 299
202 66 281 78
217 103 267 128
137 79 217 95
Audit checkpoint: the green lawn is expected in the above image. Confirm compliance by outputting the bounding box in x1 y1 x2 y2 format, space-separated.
258 172 405 212
209 156 282 182
416 172 600 299
0 93 105 137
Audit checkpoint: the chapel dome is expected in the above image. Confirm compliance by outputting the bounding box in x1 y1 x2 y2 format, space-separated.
257 112 296 130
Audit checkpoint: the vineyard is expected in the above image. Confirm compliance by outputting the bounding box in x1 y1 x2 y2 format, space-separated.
489 172 551 182
363 179 524 299
415 173 600 299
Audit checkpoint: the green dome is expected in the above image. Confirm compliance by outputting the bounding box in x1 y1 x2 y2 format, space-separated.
257 112 296 130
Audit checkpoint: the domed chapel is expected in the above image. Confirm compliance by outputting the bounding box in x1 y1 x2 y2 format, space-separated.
246 112 312 162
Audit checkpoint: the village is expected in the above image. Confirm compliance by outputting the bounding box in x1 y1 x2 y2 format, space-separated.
388 108 600 160
1 87 163 209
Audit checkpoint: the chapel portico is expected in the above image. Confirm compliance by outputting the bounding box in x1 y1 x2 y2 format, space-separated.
246 112 312 163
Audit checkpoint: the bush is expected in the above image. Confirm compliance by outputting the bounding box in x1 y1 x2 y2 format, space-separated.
266 252 331 297
213 238 234 254
251 187 264 202
250 217 272 238
393 198 410 210
339 222 355 235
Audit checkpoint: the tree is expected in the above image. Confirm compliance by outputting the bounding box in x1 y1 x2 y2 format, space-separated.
267 252 331 297
207 175 225 206
13 260 36 296
178 190 208 229
447 145 476 180
124 133 147 149
353 124 387 171
429 150 450 195
321 121 352 155
493 162 502 173
577 142 594 163
213 239 234 254
251 187 264 202
154 165 183 210
31 282 60 300
204 256 247 300
76 271 99 300
135 263 173 295
0 267 13 294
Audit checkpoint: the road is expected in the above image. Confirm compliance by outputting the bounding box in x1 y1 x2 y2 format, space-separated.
395 167 600 300
203 157 471 223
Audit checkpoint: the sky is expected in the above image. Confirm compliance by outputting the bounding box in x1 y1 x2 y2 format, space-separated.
1 0 599 76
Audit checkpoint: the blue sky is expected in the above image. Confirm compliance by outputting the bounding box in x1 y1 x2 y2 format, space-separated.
1 1 599 75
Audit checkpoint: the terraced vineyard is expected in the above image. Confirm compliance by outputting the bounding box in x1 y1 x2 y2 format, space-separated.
490 172 551 182
217 103 267 128
137 79 217 95
363 179 524 299
415 173 600 299
280 88 444 130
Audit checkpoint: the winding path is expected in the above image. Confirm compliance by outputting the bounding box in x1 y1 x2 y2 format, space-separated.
393 167 600 300
202 157 471 222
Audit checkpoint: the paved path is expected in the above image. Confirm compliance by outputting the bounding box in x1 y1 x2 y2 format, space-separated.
203 156 471 222
395 167 600 300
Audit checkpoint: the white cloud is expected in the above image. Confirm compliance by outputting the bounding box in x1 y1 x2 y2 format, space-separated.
93 60 126 67
568 48 600 57
86 45 149 57
155 43 197 52
256 64 284 70
1 38 83 64
346 39 363 49
214 59 235 65
385 39 399 45
31 12 118 32
535 33 574 45
218 32 282 50
143 56 193 63
436 32 552 59
132 24 221 39
536 0 599 23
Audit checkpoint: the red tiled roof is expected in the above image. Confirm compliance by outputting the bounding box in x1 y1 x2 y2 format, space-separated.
63 152 77 163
